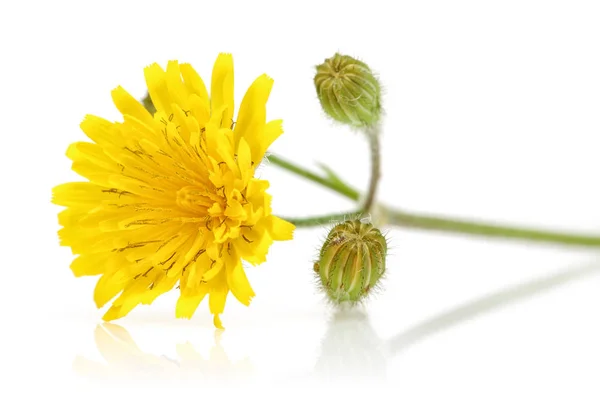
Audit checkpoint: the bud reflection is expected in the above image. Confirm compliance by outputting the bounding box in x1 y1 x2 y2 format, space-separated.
313 308 388 384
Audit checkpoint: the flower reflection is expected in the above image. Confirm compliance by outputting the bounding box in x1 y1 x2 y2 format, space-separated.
73 323 253 385
309 261 600 385
311 307 388 385
73 262 600 387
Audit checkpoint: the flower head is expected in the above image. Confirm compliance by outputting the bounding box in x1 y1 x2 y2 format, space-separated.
53 54 295 328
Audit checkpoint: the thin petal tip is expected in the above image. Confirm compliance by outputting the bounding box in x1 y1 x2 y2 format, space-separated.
213 314 225 330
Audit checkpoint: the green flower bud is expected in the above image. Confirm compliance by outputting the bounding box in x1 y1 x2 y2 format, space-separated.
314 53 382 127
314 220 387 303
141 92 156 115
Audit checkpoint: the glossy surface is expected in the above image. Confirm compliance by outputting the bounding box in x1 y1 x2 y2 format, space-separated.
3 0 600 398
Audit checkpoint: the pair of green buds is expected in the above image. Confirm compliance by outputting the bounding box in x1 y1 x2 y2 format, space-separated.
313 54 386 304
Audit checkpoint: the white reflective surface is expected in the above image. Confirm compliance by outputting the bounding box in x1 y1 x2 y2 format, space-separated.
3 0 600 398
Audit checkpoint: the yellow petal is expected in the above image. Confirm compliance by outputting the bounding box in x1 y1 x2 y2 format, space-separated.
226 262 255 306
101 280 147 320
80 115 118 147
224 199 245 220
188 93 210 128
267 215 295 241
52 182 109 207
202 262 224 282
66 142 117 172
212 223 228 244
180 63 209 108
208 273 228 316
141 277 176 305
102 293 142 321
165 60 188 109
210 53 234 128
235 227 273 265
94 272 126 308
213 314 224 330
144 63 170 114
70 253 110 277
206 243 220 261
176 289 208 319
247 231 273 264
184 232 205 262
257 119 284 160
111 86 154 126
102 306 122 321
233 74 273 161
245 178 269 200
236 137 253 181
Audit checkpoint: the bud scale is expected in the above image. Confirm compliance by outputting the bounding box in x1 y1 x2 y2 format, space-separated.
314 53 382 127
315 220 387 303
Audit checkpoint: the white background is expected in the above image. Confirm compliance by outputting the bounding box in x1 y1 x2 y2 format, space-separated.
1 0 600 398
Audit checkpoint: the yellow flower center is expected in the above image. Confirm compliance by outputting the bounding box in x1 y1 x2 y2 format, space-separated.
176 186 219 214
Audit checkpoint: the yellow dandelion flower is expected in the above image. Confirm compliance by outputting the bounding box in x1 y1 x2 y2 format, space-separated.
53 54 295 328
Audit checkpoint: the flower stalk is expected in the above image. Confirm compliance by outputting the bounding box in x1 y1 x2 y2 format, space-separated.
361 124 381 213
267 154 360 201
270 153 600 248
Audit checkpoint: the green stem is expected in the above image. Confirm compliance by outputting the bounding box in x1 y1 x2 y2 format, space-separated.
362 125 381 213
267 154 361 227
284 212 362 227
268 153 600 248
275 126 381 227
384 209 600 247
267 154 360 201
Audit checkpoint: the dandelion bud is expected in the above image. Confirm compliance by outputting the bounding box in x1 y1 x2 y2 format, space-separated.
141 92 156 114
314 220 387 303
314 53 382 127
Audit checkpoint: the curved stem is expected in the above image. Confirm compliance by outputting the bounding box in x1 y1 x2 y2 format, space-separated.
266 154 361 227
361 125 381 212
268 152 600 248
